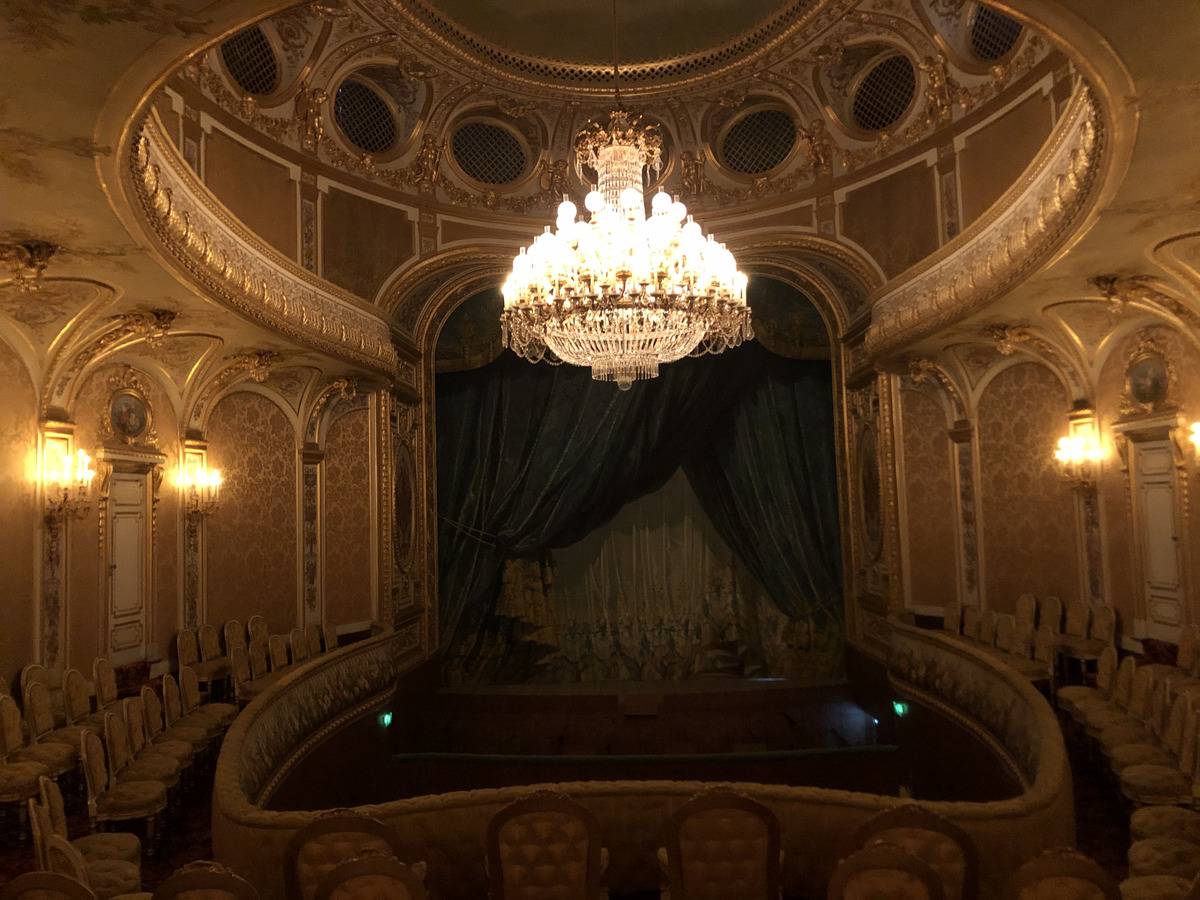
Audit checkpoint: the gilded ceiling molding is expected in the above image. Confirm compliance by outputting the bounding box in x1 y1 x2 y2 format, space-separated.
984 322 1089 401
906 358 967 420
184 351 278 438
0 240 56 289
128 115 402 381
864 84 1103 360
305 378 359 447
1090 270 1200 357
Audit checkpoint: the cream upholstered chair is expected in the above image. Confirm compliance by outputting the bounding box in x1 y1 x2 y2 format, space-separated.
323 623 339 653
851 804 979 900
313 853 427 900
960 608 981 642
176 630 201 670
152 860 260 900
1098 679 1169 759
63 669 106 736
39 775 140 865
268 635 291 672
291 628 310 664
283 809 404 900
140 686 208 759
488 791 607 900
46 832 147 900
1039 596 1064 634
248 641 272 681
1008 625 1056 686
230 647 263 708
1 871 98 900
305 624 324 657
224 620 247 657
1001 847 1119 900
1127 833 1200 882
1088 665 1156 743
1117 873 1198 900
123 697 192 775
21 664 66 726
1 694 76 779
0 747 47 837
92 659 123 716
102 712 180 792
179 666 238 730
942 598 961 635
1131 806 1200 845
1108 692 1192 774
1121 706 1200 807
659 789 779 900
247 615 269 645
827 844 946 900
80 730 166 856
1058 646 1118 720
1016 594 1038 633
977 610 997 649
161 674 220 743
26 681 86 759
1077 656 1138 734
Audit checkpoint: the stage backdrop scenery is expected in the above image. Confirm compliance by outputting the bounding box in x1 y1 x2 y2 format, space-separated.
434 280 843 685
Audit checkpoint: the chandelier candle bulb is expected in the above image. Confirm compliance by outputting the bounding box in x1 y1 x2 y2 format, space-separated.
501 108 752 390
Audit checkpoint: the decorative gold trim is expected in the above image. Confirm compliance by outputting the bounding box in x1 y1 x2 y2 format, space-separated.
1120 332 1176 418
129 114 401 380
102 374 158 448
864 84 1103 359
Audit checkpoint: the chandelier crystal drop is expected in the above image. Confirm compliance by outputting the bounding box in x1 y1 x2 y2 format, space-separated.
501 109 752 390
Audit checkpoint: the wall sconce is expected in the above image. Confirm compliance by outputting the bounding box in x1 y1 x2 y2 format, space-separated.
181 458 222 517
44 446 96 524
1054 430 1104 490
1190 422 1200 458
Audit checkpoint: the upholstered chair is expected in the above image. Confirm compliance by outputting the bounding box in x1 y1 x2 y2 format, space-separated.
1131 805 1200 845
80 730 167 857
0 694 75 780
140 686 208 759
1121 706 1199 807
39 775 141 865
323 623 339 653
851 804 979 900
291 628 310 664
1059 603 1118 678
25 682 86 755
1015 594 1038 632
63 670 107 737
248 641 271 681
1097 679 1169 759
941 598 961 635
1076 656 1138 735
1117 872 1197 900
1000 847 1118 900
224 619 247 657
92 659 123 716
268 635 291 673
176 630 201 670
312 852 427 900
161 674 220 743
827 843 946 900
0 751 47 838
305 624 324 657
1005 625 1056 686
1038 597 1063 634
45 832 146 900
960 608 981 643
102 712 180 793
1086 665 1155 742
488 792 607 900
123 697 192 775
1107 693 1191 775
20 664 66 727
179 666 238 730
1058 646 1118 721
659 789 779 900
283 810 404 900
989 615 1018 659
230 647 261 708
1127 833 1200 882
152 860 260 900
247 615 269 645
193 624 231 687
1 870 99 900
977 611 997 649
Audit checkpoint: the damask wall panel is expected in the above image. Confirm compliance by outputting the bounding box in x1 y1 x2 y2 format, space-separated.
958 90 1053 227
65 372 108 673
1097 325 1200 636
0 338 38 685
203 129 298 261
207 392 298 634
899 390 959 609
324 409 373 626
977 362 1078 612
840 161 939 279
321 188 415 302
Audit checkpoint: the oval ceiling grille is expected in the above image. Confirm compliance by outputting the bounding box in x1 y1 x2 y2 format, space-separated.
220 26 279 96
852 55 916 132
722 109 797 175
452 121 526 185
334 80 398 155
970 6 1024 61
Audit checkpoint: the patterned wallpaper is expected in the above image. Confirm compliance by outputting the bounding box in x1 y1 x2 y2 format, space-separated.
977 362 1078 612
0 338 38 686
207 391 298 634
899 389 959 609
323 408 373 626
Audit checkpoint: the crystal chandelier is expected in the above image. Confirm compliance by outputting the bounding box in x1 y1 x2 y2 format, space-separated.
500 18 751 389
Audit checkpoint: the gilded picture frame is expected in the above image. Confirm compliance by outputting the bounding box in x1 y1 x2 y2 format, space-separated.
1122 337 1175 416
108 387 151 442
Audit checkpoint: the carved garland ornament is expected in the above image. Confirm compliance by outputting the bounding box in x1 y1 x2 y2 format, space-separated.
129 117 401 380
865 85 1103 359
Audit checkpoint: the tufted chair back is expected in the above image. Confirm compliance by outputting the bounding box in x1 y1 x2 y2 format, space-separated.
284 811 404 900
154 859 262 900
225 619 247 656
827 843 946 900
0 870 96 900
1000 847 1118 900
313 853 427 900
487 792 604 900
851 804 978 900
662 790 780 900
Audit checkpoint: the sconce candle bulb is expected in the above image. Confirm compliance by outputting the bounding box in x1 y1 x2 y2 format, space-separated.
44 447 95 522
182 460 222 517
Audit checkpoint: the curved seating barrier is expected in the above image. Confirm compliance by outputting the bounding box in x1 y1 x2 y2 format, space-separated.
212 616 1073 900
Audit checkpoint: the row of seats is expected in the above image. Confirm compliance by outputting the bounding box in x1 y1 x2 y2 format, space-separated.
2 858 260 900
1057 646 1200 898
